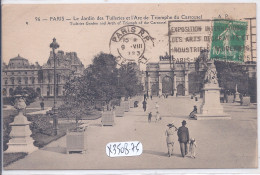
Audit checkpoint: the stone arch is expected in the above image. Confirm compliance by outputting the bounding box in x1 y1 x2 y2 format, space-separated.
177 84 185 96
162 76 173 95
36 87 41 96
188 72 199 94
151 83 159 96
9 88 14 96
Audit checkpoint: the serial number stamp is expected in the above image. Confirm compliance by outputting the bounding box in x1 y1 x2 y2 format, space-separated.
106 141 143 157
109 25 154 65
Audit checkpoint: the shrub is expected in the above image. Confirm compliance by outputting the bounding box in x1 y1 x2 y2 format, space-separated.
28 114 53 136
9 86 38 106
3 97 15 105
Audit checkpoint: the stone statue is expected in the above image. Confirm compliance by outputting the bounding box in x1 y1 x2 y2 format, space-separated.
204 60 218 85
196 49 219 85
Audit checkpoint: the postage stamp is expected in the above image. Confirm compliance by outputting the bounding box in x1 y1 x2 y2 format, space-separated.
109 25 154 65
210 19 248 62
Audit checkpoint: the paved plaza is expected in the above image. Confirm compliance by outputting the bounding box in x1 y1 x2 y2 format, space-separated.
5 96 257 170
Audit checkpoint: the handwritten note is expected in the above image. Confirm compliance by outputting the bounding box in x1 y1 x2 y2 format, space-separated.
106 141 143 157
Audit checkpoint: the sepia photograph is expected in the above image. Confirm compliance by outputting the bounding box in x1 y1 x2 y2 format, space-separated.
1 3 257 172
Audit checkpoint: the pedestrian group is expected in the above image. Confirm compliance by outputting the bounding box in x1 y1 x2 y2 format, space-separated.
143 94 196 158
166 120 196 158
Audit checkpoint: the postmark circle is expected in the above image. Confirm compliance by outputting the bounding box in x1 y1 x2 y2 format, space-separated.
110 25 154 65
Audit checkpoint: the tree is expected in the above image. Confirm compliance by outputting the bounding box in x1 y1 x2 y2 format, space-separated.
9 86 38 106
60 52 143 121
86 52 119 104
59 53 119 125
58 75 94 127
118 62 143 98
215 60 248 94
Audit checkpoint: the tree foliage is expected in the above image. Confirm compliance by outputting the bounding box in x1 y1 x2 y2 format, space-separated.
86 52 118 103
215 60 249 94
60 52 143 121
9 86 38 106
118 62 143 98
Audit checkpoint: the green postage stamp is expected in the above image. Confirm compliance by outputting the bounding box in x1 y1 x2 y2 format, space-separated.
210 19 248 62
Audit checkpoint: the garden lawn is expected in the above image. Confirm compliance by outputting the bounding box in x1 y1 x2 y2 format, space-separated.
80 110 102 120
32 122 77 148
3 114 77 167
3 152 28 167
2 110 17 118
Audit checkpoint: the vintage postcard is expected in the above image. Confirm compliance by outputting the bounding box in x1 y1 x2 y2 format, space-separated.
1 3 257 171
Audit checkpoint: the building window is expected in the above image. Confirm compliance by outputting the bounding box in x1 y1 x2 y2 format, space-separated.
5 80 8 85
11 78 14 85
25 71 27 74
57 74 61 83
48 73 51 83
12 72 14 75
18 77 22 84
25 77 28 85
32 77 35 84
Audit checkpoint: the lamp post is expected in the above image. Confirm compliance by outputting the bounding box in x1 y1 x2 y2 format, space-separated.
50 38 59 136
117 71 120 86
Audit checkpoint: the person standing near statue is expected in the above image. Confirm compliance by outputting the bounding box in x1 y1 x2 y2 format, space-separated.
165 122 178 157
177 120 190 158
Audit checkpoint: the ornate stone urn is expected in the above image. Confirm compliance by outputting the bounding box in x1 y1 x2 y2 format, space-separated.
5 96 37 153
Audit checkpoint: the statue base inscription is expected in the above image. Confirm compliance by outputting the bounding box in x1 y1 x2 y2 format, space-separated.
196 84 231 120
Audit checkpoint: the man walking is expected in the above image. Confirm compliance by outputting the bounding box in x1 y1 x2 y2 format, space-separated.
40 100 44 110
177 120 190 158
142 100 147 112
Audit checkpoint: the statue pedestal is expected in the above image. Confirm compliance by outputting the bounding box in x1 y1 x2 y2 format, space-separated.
5 111 37 153
234 92 241 102
196 84 230 120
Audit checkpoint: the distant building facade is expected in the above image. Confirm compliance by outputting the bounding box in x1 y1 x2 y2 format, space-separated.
145 55 257 99
2 51 84 97
2 55 41 97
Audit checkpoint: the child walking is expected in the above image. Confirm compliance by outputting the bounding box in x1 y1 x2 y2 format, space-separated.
155 111 160 122
189 138 197 158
